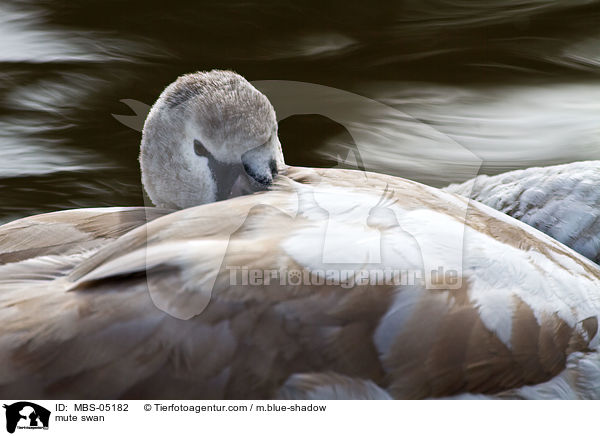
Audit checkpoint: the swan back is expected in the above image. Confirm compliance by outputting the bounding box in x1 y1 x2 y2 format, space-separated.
445 161 600 263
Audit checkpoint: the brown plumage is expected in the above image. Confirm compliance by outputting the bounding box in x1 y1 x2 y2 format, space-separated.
0 168 599 399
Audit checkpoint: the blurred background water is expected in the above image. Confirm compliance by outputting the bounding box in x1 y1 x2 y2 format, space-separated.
1 0 599 223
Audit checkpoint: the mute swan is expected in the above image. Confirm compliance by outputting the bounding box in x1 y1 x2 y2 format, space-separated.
1 70 599 400
445 161 600 264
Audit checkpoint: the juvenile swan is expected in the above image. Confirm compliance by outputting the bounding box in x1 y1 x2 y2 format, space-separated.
1 70 600 400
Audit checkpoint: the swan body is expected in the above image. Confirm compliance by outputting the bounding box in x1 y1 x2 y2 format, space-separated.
1 71 599 399
445 161 600 264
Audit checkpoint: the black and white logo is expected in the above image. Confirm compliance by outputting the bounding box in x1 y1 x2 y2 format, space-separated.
3 402 50 434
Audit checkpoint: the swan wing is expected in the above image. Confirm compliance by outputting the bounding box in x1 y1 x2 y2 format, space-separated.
1 169 599 399
445 161 600 263
0 207 172 265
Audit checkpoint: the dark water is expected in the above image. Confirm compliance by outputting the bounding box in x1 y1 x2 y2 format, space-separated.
1 0 600 223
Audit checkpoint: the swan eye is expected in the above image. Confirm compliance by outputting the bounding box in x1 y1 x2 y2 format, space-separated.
194 139 211 158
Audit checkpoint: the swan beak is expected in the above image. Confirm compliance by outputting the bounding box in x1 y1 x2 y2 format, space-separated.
241 137 280 187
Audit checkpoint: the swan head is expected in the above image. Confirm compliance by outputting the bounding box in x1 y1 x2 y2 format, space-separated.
140 70 284 209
